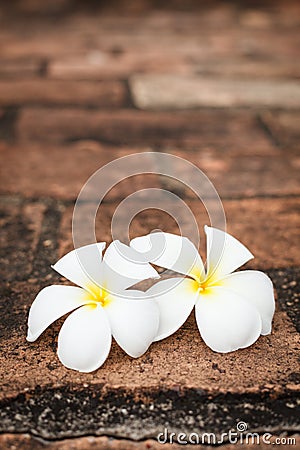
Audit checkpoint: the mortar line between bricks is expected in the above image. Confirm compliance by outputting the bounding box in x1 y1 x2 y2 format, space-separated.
256 113 282 149
1 192 300 207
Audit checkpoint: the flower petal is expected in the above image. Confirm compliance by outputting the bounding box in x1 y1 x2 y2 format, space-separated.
220 271 275 335
57 304 111 372
27 285 90 342
195 286 262 353
52 243 106 290
105 290 159 357
103 240 159 291
205 226 253 282
145 277 199 341
131 232 205 281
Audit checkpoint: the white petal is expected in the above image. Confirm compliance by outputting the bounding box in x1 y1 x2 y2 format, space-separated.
145 277 199 341
52 243 106 290
220 271 275 335
106 290 159 357
27 285 90 342
205 226 253 282
103 240 159 291
131 232 205 281
195 286 262 353
57 305 111 372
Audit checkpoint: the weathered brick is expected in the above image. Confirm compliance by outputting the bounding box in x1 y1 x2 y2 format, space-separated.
17 109 274 152
0 80 127 107
0 142 161 201
0 277 299 438
130 75 300 110
58 197 300 269
160 148 300 198
49 52 190 79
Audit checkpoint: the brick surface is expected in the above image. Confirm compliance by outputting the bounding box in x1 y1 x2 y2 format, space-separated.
130 75 300 109
58 198 300 269
0 278 299 437
0 80 126 107
160 148 300 198
260 111 300 148
0 142 160 201
2 143 298 201
17 109 274 152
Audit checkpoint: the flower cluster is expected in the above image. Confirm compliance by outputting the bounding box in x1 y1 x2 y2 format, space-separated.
27 227 275 372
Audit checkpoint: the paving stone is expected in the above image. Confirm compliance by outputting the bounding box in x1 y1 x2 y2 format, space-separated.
0 278 299 439
16 109 274 152
130 75 300 110
0 80 127 107
58 197 300 269
0 142 161 201
0 197 46 282
260 111 300 148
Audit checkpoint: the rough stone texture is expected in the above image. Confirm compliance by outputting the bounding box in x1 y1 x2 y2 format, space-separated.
130 75 300 109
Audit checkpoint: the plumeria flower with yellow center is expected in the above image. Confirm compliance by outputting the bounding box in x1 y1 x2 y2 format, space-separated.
27 241 160 372
131 227 275 353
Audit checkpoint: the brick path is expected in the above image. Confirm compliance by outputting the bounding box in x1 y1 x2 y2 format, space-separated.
0 1 299 448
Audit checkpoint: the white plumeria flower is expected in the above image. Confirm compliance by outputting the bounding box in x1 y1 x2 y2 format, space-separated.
131 227 275 353
27 241 160 372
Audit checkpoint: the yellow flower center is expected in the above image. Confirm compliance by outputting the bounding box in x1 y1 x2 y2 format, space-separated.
85 283 111 308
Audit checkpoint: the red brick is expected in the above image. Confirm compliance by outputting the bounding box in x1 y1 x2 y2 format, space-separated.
0 80 126 107
161 148 300 198
1 278 299 399
0 142 161 201
260 111 300 148
59 197 300 269
17 109 274 152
